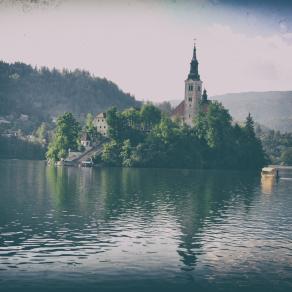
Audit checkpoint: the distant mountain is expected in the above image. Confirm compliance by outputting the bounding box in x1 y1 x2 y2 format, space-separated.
0 61 140 132
168 91 292 132
213 91 292 132
168 100 181 108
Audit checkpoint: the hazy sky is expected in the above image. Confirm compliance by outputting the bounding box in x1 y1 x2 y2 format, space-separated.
1 0 292 101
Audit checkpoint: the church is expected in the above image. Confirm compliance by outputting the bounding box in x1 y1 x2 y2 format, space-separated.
94 42 209 137
171 42 209 126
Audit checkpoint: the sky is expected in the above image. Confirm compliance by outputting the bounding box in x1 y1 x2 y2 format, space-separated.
0 0 292 101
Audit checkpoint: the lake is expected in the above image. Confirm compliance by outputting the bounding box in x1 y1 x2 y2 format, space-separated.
0 160 291 292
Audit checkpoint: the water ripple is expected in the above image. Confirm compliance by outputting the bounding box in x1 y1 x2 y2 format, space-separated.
0 162 292 291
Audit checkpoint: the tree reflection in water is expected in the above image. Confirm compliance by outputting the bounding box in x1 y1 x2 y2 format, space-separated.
46 166 258 271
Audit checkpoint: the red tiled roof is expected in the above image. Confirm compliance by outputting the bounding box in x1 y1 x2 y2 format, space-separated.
171 100 185 117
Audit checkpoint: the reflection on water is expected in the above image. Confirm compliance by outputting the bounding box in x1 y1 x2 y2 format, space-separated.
0 160 292 292
261 176 276 194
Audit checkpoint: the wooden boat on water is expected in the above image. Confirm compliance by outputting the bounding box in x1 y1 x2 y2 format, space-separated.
261 167 279 178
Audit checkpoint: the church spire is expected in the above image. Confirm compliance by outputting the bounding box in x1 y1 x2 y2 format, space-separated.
187 41 200 81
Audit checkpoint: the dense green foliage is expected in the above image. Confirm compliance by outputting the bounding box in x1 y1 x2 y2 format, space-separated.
101 102 267 169
0 136 45 160
256 127 292 165
0 61 140 134
46 113 81 162
281 148 292 165
84 113 100 142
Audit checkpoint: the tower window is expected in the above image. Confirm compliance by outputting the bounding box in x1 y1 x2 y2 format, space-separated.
197 86 201 91
189 114 191 118
188 84 193 91
188 97 192 102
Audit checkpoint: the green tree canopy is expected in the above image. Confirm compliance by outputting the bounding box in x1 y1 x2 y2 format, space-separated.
46 112 80 161
101 102 268 170
140 103 162 130
281 147 292 165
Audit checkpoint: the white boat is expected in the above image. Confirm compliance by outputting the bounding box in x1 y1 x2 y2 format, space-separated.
261 167 279 178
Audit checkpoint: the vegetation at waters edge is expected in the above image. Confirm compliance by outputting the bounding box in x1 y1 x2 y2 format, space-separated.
0 136 45 160
281 148 292 165
44 102 292 168
101 102 268 169
7 99 289 167
256 127 292 165
46 113 81 162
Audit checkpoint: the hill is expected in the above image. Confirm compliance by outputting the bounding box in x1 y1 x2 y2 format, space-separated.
0 61 140 133
212 91 292 132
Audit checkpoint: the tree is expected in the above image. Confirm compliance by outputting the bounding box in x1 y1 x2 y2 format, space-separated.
281 148 292 165
240 113 268 169
245 112 255 139
140 103 161 130
85 113 98 142
121 107 140 128
101 140 121 166
106 107 123 141
258 128 292 165
35 122 47 142
85 113 94 129
46 112 80 162
107 106 148 145
120 139 138 167
194 101 235 168
121 107 145 145
101 101 267 170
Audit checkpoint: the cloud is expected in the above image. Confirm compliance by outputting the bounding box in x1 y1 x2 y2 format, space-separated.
0 1 291 101
195 24 292 96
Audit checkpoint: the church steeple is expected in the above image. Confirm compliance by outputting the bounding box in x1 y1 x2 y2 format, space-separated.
187 41 200 81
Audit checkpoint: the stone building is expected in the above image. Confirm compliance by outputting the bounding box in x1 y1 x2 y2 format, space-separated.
93 112 108 136
171 42 209 126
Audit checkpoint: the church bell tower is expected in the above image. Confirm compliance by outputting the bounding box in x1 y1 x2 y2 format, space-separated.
184 42 203 126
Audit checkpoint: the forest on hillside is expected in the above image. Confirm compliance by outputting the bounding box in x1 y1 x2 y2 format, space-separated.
0 61 140 134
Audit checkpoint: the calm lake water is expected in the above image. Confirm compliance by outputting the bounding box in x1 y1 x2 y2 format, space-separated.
0 160 292 292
